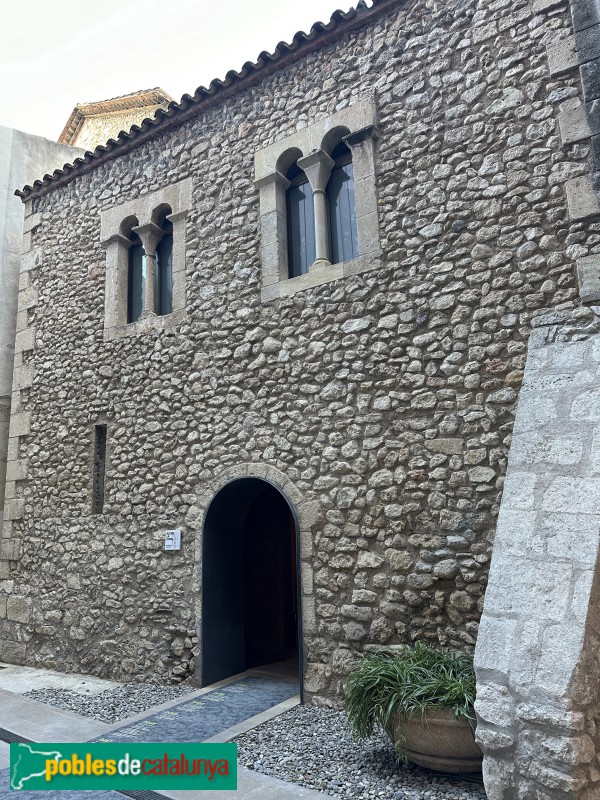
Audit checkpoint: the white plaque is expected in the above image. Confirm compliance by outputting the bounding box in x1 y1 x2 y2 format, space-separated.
164 529 181 551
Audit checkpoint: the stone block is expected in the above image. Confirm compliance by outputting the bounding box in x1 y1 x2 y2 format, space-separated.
532 0 563 11
546 36 578 76
8 412 31 438
1 538 21 562
3 500 24 522
475 682 515 728
484 556 571 621
21 232 32 254
475 727 514 752
543 512 600 565
0 641 26 664
7 596 32 623
571 385 600 420
425 438 462 454
535 624 585 694
500 472 537 510
512 391 557 433
592 134 600 169
578 25 600 65
558 101 592 145
14 327 35 354
582 58 600 103
17 287 38 311
571 0 600 33
496 508 543 557
517 703 585 731
587 99 600 136
22 212 41 234
5 460 27 482
543 477 600 514
20 247 41 273
509 431 583 467
565 176 600 221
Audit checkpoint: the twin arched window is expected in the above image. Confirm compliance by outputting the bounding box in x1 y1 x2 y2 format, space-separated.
285 137 358 279
124 209 173 324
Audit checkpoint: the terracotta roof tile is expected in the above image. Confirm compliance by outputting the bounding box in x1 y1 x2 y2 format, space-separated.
17 0 399 201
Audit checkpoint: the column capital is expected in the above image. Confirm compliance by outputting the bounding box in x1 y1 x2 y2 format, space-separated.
297 150 335 193
132 222 163 255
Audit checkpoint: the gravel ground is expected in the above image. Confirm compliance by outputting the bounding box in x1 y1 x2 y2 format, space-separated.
236 706 487 800
23 684 194 723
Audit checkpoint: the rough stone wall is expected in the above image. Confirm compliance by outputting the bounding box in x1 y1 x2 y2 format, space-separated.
1 0 599 703
0 127 82 539
475 309 600 800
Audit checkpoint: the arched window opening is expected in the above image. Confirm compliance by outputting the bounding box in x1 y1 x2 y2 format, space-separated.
155 213 173 316
127 228 145 324
326 141 358 265
286 161 315 279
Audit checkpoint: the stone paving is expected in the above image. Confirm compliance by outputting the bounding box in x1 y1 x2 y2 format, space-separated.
0 670 326 799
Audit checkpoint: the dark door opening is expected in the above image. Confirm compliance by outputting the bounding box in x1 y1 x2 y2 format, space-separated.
202 478 300 688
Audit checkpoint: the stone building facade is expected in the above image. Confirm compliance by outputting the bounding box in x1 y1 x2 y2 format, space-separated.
2 0 600 793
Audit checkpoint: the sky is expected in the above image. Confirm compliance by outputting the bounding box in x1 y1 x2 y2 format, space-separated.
1 0 358 141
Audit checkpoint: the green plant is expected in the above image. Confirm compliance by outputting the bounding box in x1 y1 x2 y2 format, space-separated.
345 642 476 744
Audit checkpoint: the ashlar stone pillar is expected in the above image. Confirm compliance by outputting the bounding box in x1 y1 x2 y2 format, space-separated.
475 310 600 800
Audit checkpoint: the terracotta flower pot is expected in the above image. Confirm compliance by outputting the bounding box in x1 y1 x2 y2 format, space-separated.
386 708 483 773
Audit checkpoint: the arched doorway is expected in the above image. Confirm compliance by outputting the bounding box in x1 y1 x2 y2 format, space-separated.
201 478 301 690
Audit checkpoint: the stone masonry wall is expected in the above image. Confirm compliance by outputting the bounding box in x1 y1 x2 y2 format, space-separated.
475 309 600 800
1 0 600 703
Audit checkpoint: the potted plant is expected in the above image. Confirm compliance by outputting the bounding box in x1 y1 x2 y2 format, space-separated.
345 642 482 773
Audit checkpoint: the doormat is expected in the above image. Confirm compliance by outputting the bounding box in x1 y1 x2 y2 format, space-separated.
94 676 299 744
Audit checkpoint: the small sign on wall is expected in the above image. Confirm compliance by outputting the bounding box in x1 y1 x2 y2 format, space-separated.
164 529 181 551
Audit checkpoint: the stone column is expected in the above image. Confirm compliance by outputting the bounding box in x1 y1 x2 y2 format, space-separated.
132 222 163 317
298 150 335 267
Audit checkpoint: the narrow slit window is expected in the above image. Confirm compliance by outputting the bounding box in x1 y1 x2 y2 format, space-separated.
92 424 107 514
327 141 358 265
127 230 145 323
286 162 315 278
155 217 173 316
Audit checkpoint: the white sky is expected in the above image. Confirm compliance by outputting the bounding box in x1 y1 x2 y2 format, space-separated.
1 0 357 141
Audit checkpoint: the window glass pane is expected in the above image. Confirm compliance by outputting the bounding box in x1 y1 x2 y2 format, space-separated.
156 226 173 316
327 159 359 265
127 237 144 323
287 179 315 278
